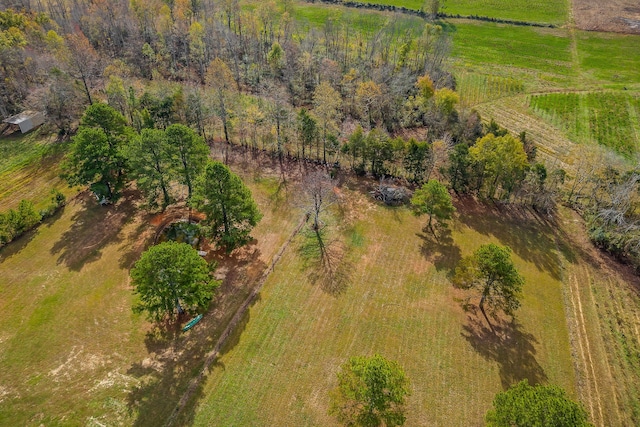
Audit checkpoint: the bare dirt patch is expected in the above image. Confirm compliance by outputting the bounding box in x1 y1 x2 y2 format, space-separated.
574 0 640 34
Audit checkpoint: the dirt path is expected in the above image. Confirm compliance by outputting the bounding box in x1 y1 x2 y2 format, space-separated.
164 214 308 427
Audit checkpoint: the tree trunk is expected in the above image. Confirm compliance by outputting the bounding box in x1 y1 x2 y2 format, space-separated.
428 214 436 237
322 123 327 164
479 294 495 333
183 158 192 199
80 72 93 105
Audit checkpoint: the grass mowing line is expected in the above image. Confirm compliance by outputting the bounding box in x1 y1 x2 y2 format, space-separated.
567 269 604 425
165 213 308 427
473 95 575 169
191 188 575 426
596 275 640 424
528 91 640 159
557 207 640 426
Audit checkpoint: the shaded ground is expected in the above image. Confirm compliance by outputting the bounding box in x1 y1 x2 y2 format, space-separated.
574 0 640 34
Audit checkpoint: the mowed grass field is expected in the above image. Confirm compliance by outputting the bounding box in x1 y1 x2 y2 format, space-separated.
0 146 302 425
451 22 640 160
189 184 577 426
558 207 640 426
0 130 73 212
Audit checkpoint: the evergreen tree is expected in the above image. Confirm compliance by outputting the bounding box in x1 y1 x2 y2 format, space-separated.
192 161 262 252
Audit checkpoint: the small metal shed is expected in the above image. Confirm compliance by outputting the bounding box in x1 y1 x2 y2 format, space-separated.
2 111 45 134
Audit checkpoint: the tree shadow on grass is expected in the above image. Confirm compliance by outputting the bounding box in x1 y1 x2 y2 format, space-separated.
298 228 352 296
417 226 462 274
126 318 213 427
455 197 562 280
50 190 137 271
461 315 548 390
126 241 267 426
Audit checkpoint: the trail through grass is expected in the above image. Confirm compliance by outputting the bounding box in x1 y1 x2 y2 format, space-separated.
558 207 640 426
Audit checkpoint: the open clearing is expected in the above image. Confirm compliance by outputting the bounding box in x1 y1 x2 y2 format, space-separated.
529 91 640 158
189 182 577 426
2 1 640 425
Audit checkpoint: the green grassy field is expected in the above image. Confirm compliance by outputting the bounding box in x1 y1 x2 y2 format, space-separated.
450 22 575 84
577 32 640 85
0 130 72 211
189 185 576 425
457 72 525 107
450 21 640 159
529 91 640 158
0 151 302 425
357 0 567 24
0 192 150 426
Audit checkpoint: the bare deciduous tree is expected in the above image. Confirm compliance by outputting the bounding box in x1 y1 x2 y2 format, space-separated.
301 171 338 232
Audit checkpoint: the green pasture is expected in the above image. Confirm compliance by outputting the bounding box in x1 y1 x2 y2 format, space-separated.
529 91 640 158
290 1 425 36
191 186 576 426
356 0 567 25
457 72 525 106
577 32 640 85
450 22 574 83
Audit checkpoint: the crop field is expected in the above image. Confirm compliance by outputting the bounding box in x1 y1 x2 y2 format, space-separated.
189 185 577 426
0 149 302 426
356 0 567 25
529 92 640 158
0 131 72 212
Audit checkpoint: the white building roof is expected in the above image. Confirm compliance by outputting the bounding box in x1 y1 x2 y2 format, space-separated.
3 111 41 125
